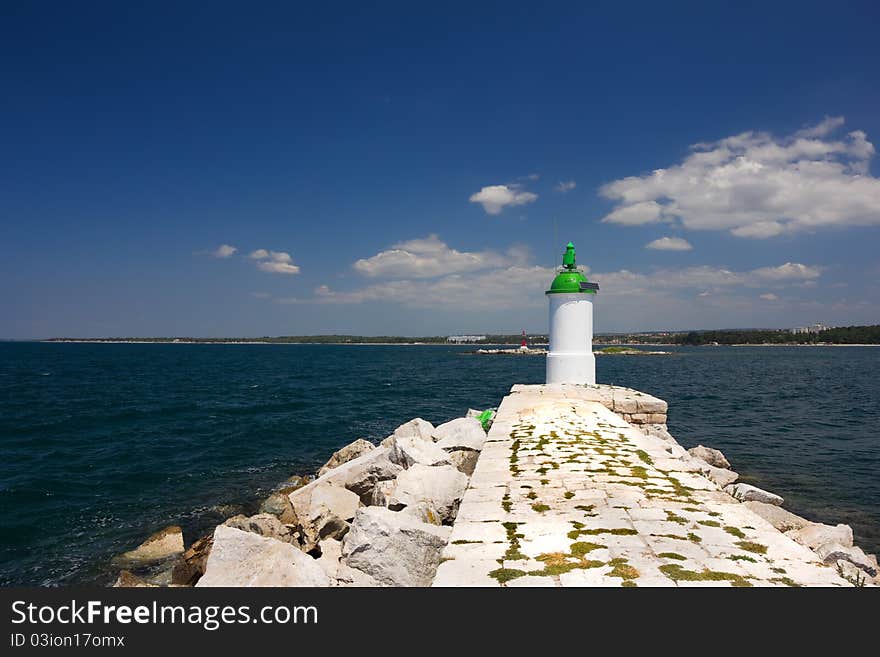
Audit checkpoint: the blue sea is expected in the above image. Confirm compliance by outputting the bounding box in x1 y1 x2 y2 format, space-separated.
1 342 878 586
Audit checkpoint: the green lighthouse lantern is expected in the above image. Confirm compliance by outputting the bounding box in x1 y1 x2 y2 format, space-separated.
546 242 599 295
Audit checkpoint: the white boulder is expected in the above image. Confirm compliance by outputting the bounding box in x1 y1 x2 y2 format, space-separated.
433 417 486 451
392 464 468 523
289 482 361 546
318 439 375 476
724 483 783 506
197 526 330 587
341 507 451 586
399 500 443 526
306 447 402 503
786 523 853 550
116 525 184 566
815 543 878 577
223 513 293 543
688 445 731 469
389 434 451 468
692 458 738 487
447 449 480 476
381 418 435 447
742 502 809 532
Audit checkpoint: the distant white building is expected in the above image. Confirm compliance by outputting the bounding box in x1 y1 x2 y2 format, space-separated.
791 323 829 334
447 335 487 343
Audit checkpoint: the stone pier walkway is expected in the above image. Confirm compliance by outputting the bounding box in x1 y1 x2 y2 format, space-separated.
433 384 850 587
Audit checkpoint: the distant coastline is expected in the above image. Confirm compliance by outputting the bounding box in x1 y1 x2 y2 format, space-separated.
32 338 880 347
33 324 880 346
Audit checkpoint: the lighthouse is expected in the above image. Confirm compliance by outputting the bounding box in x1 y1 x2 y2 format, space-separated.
546 242 599 384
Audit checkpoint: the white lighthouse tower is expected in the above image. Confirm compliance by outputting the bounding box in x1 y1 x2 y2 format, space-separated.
546 242 599 384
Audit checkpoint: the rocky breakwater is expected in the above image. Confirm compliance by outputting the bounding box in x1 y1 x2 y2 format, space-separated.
114 409 494 588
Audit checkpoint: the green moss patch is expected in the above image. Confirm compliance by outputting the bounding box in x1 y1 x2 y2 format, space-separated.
570 541 604 557
659 564 752 587
657 552 687 560
735 540 767 554
489 568 526 584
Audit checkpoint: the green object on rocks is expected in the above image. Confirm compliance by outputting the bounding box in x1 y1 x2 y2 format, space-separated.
477 410 494 431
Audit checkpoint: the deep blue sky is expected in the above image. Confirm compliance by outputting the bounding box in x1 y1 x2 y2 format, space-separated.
3 1 879 337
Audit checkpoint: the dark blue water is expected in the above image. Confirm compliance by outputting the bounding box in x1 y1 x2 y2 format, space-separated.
1 343 878 586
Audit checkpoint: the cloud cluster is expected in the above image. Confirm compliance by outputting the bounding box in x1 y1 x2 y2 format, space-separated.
469 184 538 215
306 233 820 311
645 236 693 251
249 249 301 275
556 180 577 193
314 264 556 310
352 234 524 278
211 244 238 258
600 117 880 238
207 245 301 274
593 262 820 297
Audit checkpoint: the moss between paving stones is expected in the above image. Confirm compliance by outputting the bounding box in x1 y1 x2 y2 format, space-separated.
735 540 767 554
659 563 752 587
769 576 800 587
569 527 638 540
724 526 746 538
570 541 604 557
489 568 527 583
651 533 689 541
635 450 653 465
658 552 687 560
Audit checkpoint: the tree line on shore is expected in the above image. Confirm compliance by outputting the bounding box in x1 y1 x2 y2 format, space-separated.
674 325 880 345
43 325 880 345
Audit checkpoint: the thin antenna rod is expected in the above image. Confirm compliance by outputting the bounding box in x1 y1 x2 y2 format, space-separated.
553 217 559 269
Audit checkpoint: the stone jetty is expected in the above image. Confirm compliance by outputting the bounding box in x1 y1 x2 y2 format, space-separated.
434 384 875 587
115 385 878 588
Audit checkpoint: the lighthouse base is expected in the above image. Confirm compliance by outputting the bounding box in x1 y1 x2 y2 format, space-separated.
546 351 596 385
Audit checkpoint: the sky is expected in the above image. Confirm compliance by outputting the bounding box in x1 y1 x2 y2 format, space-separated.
2 1 879 338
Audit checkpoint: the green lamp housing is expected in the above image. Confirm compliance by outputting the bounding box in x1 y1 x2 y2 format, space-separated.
546 242 599 295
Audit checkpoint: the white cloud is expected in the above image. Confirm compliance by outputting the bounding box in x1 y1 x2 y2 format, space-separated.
600 117 880 238
645 236 693 251
469 184 538 215
603 201 663 225
750 262 821 281
211 244 238 258
249 249 301 275
250 291 270 299
760 293 779 301
307 256 819 311
312 265 556 310
353 234 525 278
556 180 576 193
